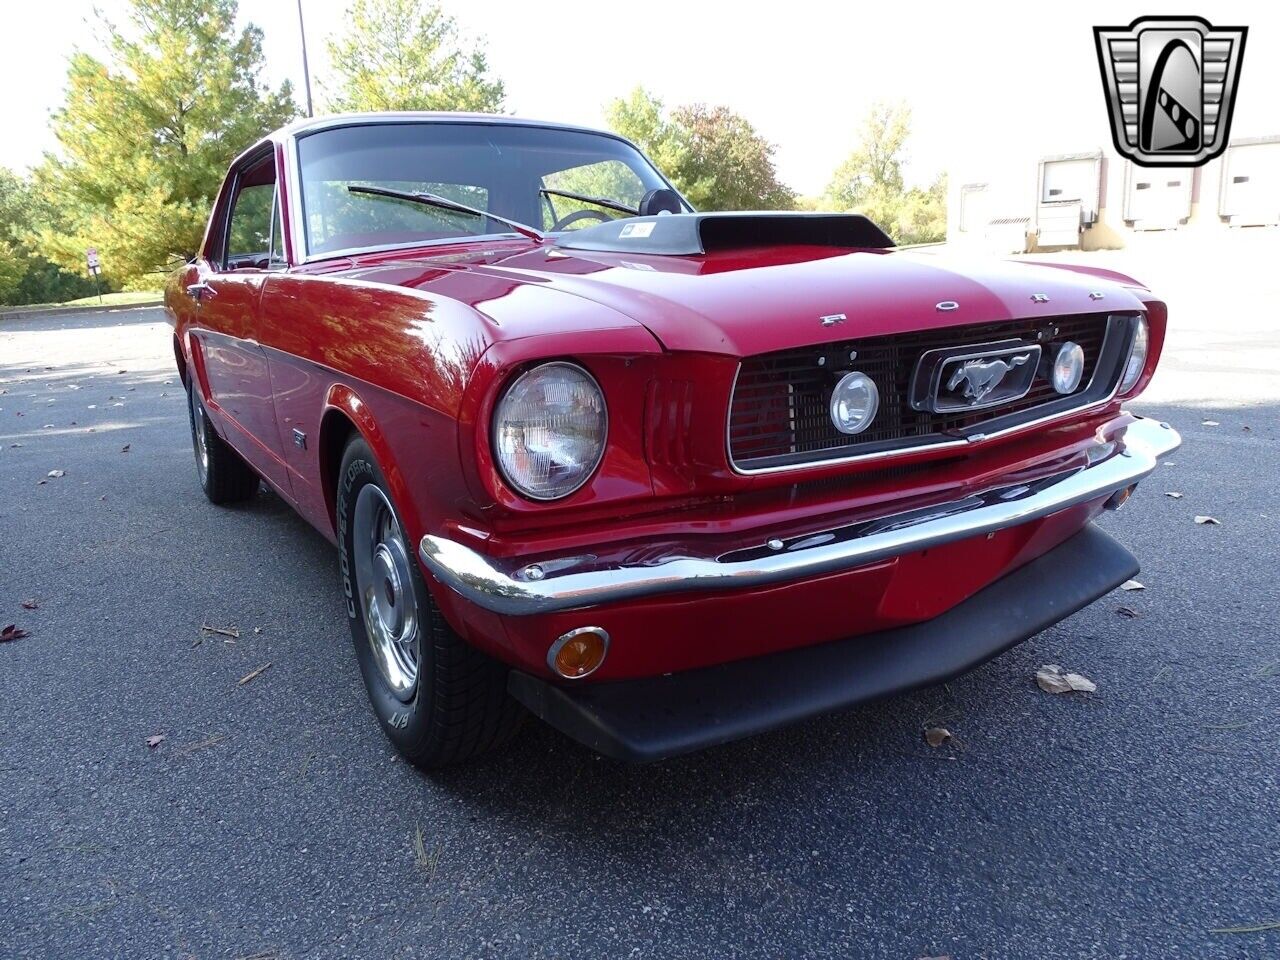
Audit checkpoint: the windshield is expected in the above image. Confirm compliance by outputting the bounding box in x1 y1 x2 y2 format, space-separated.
295 121 680 257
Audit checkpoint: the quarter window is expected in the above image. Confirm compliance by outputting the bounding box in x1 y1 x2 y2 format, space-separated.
224 155 278 269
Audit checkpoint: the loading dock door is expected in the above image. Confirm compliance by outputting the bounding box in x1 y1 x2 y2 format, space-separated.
1126 168 1192 230
1036 155 1101 247
1220 141 1280 226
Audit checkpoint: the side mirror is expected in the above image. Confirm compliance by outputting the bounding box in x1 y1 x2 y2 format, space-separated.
638 188 683 217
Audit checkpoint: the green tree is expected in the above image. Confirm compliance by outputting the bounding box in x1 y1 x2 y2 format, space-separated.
0 168 97 305
326 0 505 112
824 101 946 245
33 0 296 286
606 88 794 211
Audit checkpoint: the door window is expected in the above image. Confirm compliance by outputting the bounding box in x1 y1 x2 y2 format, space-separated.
224 155 278 269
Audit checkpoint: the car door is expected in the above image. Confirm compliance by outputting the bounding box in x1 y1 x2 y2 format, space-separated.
188 150 292 495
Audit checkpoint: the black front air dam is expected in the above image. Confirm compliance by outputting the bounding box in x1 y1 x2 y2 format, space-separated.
507 524 1138 763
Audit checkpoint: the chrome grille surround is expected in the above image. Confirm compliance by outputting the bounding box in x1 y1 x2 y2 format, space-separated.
727 313 1137 475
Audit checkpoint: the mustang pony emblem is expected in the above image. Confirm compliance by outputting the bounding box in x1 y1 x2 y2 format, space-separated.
946 354 1032 404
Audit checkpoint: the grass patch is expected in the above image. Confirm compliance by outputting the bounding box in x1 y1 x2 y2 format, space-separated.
3 290 162 313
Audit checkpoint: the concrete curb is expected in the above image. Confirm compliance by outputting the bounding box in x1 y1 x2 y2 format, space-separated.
0 300 163 321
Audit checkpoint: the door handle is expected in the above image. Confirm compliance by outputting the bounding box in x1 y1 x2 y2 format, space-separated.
186 282 217 304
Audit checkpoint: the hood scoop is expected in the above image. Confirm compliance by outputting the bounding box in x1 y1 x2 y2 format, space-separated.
554 212 894 256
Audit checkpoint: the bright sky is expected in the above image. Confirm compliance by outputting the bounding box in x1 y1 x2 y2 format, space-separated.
2 1 1277 195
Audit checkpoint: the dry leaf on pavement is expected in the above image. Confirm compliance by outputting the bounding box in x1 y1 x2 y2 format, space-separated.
1036 664 1097 694
21 599 38 610
1117 606 1140 619
47 469 65 478
1120 579 1145 591
1194 516 1221 525
923 727 953 748
146 735 165 749
1 624 31 643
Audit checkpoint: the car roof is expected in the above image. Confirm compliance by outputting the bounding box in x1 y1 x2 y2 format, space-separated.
228 112 640 175
274 111 620 142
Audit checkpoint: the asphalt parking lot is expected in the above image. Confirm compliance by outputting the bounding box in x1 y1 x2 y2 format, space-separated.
2 240 1277 958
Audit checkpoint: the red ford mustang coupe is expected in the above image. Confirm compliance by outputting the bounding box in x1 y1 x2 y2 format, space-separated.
166 113 1179 766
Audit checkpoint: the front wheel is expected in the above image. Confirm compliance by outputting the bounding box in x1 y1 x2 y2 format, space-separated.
187 378 259 504
337 436 522 767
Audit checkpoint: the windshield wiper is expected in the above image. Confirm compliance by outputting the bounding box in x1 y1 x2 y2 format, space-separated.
540 188 639 217
346 185 544 242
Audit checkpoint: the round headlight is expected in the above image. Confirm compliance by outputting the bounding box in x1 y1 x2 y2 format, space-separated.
1119 316 1149 393
493 362 606 501
829 371 880 435
1051 341 1085 394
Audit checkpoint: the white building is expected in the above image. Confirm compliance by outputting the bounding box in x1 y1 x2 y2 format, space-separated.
948 135 1280 253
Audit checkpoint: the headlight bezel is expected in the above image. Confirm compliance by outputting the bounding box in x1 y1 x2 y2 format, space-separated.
1118 315 1150 394
491 360 608 502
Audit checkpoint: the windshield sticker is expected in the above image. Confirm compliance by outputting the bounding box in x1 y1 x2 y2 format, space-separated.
619 222 655 239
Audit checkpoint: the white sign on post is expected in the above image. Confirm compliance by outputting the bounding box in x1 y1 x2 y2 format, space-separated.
86 248 100 274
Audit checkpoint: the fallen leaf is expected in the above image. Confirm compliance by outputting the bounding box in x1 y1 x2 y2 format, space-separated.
1120 579 1145 591
1036 664 1097 694
47 469 65 478
146 734 165 749
1194 516 1222 525
199 623 240 639
1165 491 1183 499
1 624 31 643
1202 419 1219 427
21 599 38 610
237 662 272 686
923 727 953 748
121 444 130 453
1117 606 1140 619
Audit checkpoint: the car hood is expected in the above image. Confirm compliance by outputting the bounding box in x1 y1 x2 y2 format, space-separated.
343 243 1152 356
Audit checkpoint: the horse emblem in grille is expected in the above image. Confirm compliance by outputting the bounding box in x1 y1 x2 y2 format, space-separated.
1094 16 1247 167
946 354 1033 405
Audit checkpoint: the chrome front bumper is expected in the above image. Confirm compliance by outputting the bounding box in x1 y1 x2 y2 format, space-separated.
420 417 1181 616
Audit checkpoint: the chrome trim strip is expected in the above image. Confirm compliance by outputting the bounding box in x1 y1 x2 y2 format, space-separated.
420 417 1180 616
726 313 1134 476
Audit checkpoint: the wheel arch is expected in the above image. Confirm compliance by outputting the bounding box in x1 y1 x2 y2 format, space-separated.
318 384 422 544
173 335 189 388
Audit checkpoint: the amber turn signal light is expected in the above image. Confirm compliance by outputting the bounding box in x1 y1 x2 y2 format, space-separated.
1104 484 1136 511
548 627 610 679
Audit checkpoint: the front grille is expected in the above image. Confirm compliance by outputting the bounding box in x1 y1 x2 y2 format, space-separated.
728 313 1127 471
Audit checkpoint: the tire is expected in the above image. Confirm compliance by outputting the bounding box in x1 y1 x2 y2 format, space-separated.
187 378 259 504
337 435 522 767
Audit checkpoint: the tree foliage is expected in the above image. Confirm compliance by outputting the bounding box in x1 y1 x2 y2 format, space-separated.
326 0 505 113
0 168 98 305
32 0 296 286
606 88 794 211
824 101 946 245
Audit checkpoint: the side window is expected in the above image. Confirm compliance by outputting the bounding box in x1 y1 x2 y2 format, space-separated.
224 155 277 269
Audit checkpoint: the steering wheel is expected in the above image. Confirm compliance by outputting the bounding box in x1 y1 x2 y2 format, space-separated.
551 209 612 231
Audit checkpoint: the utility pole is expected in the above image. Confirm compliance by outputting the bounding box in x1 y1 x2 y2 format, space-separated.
296 0 314 117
